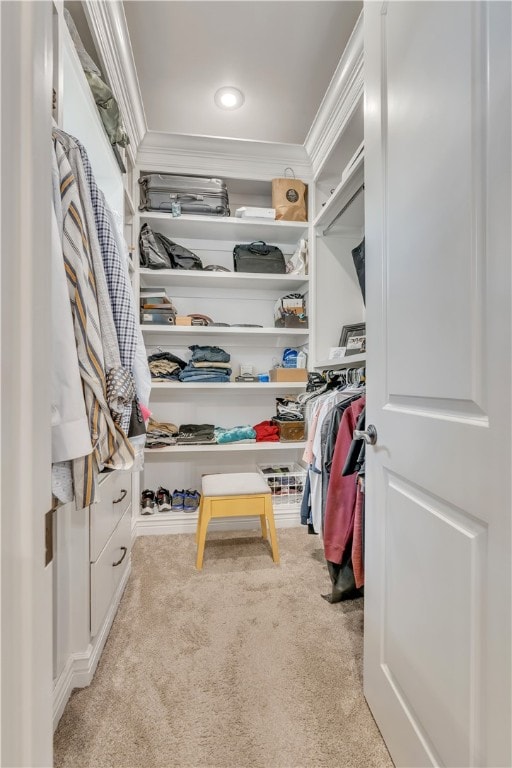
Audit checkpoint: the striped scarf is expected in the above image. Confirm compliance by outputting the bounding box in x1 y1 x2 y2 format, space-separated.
53 137 133 506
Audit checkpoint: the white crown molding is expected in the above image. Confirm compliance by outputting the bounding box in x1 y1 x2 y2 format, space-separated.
83 0 147 163
137 131 312 181
304 11 364 179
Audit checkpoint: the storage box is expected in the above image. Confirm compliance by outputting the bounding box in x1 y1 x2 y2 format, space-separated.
272 419 306 442
175 316 192 326
269 368 308 382
257 463 306 506
141 309 176 325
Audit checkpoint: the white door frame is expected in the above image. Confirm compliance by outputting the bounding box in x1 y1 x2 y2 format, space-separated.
1 1 54 765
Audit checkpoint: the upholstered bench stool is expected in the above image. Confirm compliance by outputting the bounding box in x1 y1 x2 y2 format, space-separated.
195 472 280 570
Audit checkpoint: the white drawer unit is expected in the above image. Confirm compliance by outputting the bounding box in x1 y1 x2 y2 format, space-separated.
90 505 131 637
90 470 132 562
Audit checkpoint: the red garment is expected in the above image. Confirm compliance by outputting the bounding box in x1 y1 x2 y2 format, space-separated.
253 420 280 442
323 397 365 564
352 482 365 588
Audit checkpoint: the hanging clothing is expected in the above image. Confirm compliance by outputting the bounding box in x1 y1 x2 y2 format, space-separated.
323 397 366 564
53 136 134 507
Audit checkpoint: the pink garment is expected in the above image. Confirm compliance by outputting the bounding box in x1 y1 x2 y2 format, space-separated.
352 481 364 588
323 397 365 564
302 404 321 464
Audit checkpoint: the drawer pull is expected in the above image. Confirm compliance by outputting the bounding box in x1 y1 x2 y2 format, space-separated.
113 489 128 504
112 546 128 567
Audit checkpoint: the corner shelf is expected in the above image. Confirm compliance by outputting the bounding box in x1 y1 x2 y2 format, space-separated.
139 211 308 245
145 441 305 455
314 352 366 369
313 152 364 233
139 268 309 292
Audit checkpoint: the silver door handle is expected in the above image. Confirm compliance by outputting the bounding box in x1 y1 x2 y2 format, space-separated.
353 424 377 445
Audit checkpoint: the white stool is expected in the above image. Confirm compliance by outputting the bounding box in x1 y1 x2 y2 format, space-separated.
195 472 280 570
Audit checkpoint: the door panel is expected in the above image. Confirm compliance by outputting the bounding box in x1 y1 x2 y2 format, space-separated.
364 2 511 766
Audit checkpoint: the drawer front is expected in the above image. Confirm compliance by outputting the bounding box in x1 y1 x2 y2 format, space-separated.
90 471 132 562
90 505 131 637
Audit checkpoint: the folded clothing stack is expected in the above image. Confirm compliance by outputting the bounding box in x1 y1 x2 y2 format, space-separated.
275 397 305 422
177 423 216 445
146 418 179 449
148 351 187 381
179 345 232 383
214 425 256 444
253 420 280 442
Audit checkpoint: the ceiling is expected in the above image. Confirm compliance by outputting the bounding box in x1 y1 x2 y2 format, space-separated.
123 1 362 145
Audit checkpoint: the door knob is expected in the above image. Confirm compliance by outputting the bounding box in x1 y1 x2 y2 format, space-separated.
353 424 378 445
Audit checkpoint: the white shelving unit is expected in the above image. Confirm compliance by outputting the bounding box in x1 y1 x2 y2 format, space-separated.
137 185 310 529
313 152 364 233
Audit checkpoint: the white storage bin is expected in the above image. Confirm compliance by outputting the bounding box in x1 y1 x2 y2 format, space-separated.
257 463 306 507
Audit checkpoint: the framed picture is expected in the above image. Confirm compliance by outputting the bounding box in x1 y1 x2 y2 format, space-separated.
339 323 366 356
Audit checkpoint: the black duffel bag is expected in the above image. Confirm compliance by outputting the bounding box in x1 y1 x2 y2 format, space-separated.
233 241 286 274
139 223 203 270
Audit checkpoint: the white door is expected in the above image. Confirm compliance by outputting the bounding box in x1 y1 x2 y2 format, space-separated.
1 1 53 765
364 2 511 767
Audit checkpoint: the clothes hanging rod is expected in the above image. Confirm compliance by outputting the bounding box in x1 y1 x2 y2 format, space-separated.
322 183 365 236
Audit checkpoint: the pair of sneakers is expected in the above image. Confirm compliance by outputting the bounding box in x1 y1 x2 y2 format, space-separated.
172 489 201 513
141 487 171 514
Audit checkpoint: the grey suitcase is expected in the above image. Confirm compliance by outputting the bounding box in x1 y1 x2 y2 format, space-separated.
139 174 230 216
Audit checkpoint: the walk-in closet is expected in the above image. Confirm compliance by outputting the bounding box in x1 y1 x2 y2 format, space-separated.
1 1 511 767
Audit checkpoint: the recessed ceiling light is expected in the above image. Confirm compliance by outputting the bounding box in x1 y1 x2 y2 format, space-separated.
214 86 245 111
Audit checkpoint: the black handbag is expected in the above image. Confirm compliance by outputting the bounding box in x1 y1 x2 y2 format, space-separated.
139 223 203 270
351 238 365 304
233 241 286 274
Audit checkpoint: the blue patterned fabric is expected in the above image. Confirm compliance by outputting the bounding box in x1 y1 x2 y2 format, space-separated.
214 426 257 444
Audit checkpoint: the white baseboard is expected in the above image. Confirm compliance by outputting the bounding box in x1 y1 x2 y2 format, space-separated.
134 506 301 537
53 562 132 731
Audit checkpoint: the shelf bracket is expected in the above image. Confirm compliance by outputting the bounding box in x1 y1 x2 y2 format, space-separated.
322 183 365 236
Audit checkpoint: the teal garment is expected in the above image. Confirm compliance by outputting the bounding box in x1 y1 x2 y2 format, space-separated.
214 426 256 444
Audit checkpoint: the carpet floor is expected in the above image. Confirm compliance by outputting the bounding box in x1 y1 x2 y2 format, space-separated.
54 529 392 768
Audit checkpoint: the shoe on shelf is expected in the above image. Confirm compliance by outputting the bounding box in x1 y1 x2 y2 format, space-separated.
156 486 172 513
184 489 201 513
171 489 185 512
141 489 156 515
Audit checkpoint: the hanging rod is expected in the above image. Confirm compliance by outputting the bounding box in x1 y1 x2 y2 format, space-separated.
322 183 365 236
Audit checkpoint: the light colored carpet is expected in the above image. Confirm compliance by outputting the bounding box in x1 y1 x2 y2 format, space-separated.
54 529 392 768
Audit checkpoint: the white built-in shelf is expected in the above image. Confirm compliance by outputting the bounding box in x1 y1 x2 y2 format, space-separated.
145 441 305 455
313 153 364 233
150 381 306 392
139 268 309 291
314 353 366 369
124 186 136 216
139 211 308 244
141 325 309 342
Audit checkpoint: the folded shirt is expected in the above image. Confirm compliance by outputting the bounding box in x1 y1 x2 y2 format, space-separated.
177 424 216 444
215 425 257 444
148 351 187 381
253 420 280 442
189 345 231 364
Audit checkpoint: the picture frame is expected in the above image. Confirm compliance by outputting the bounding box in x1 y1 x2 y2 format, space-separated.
339 323 366 356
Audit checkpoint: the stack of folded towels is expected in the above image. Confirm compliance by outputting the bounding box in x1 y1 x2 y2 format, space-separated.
176 424 216 445
148 351 186 381
179 345 232 383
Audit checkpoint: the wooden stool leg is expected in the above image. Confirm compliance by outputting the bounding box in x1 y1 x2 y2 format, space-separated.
260 512 267 540
264 494 280 564
196 498 211 570
195 495 204 544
